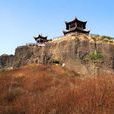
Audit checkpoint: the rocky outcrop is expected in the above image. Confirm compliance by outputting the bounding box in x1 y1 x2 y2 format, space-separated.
0 54 14 69
0 33 114 75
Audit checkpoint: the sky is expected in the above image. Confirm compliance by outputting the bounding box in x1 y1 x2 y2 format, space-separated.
0 0 114 55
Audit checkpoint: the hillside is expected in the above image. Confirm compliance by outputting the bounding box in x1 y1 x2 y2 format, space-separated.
0 33 114 75
0 33 114 114
0 64 114 114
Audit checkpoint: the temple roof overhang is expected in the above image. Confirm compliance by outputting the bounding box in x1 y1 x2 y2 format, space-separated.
63 27 90 35
33 35 47 40
65 17 87 25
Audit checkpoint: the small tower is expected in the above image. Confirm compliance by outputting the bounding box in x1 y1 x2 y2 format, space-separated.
63 17 90 35
33 34 48 45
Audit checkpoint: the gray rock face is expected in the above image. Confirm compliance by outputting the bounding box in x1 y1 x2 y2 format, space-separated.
0 34 114 75
0 54 14 69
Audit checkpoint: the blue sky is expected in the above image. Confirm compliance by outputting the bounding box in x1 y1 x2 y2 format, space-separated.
0 0 114 55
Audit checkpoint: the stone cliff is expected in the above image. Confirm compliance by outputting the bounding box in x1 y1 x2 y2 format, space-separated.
1 33 114 75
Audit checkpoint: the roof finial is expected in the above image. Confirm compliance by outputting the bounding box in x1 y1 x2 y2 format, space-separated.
74 16 77 20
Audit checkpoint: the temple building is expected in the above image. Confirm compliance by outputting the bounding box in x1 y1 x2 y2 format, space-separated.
63 17 90 35
33 34 48 44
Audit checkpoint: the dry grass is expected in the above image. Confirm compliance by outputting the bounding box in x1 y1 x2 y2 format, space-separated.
0 64 114 114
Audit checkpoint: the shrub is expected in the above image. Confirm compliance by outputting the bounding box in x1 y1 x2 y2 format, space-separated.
89 50 103 63
101 35 113 40
5 87 23 102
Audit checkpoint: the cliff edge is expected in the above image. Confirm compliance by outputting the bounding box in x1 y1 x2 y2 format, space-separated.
0 33 114 75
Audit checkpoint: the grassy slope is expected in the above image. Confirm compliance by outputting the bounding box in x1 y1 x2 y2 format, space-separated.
0 64 114 114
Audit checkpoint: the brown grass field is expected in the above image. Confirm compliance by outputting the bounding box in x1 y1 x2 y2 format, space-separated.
0 64 114 114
